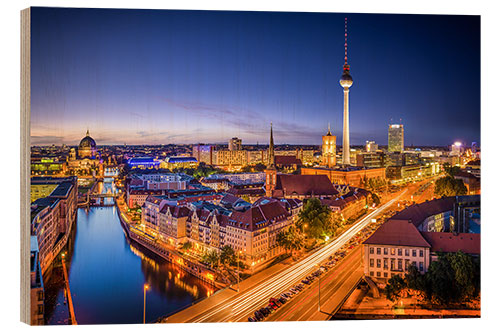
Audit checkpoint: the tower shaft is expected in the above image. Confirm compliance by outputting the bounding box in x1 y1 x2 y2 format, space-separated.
342 87 350 165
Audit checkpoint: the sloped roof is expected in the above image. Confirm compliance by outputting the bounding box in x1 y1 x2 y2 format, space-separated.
390 197 455 227
275 174 338 197
227 187 265 196
364 219 431 247
229 201 289 231
275 155 302 166
421 232 480 255
220 193 243 205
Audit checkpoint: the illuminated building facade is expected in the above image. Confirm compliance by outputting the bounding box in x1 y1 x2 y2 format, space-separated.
30 236 44 325
366 141 378 152
228 137 242 151
192 144 214 165
30 177 78 273
322 124 336 168
388 124 404 153
301 166 386 188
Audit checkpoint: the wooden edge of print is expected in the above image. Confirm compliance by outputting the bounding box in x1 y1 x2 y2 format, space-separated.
20 7 31 325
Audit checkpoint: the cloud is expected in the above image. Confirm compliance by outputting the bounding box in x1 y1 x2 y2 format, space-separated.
30 135 66 145
159 97 320 143
136 130 169 138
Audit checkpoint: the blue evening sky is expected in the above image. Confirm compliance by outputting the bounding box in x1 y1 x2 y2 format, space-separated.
30 8 480 146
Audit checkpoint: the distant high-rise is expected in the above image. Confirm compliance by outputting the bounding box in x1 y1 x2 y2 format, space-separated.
340 18 353 165
366 141 378 152
228 137 242 151
388 124 404 153
322 123 337 168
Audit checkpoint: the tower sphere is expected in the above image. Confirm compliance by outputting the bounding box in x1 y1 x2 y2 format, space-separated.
339 71 353 88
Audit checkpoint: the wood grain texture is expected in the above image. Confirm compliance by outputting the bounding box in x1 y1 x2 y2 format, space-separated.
20 7 31 325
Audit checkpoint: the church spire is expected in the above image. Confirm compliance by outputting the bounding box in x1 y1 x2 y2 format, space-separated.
327 122 332 135
86 129 90 137
268 122 275 168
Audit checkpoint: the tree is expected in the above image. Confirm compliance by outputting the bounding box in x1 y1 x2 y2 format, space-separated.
277 226 304 255
443 163 461 177
371 193 381 206
296 198 332 240
425 253 459 304
202 250 220 268
434 176 467 197
219 245 236 267
384 274 406 302
398 252 480 305
181 241 192 252
330 213 344 236
448 251 479 300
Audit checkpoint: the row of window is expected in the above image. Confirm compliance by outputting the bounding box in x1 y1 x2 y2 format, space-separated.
369 258 424 271
369 246 424 258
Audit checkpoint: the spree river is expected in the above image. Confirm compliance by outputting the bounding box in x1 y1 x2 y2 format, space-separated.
44 180 214 325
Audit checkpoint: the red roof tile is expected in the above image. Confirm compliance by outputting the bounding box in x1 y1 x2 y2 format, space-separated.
421 232 480 255
390 197 455 227
275 174 338 197
275 155 302 166
364 219 431 247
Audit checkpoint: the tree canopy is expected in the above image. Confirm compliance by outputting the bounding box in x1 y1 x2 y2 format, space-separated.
434 176 467 197
384 251 480 305
296 198 332 240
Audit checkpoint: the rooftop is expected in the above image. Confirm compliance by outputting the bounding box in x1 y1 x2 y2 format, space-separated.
275 174 338 197
390 197 455 228
364 219 431 248
421 232 480 255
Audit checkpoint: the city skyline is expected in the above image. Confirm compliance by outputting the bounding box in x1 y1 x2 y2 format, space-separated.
31 8 480 146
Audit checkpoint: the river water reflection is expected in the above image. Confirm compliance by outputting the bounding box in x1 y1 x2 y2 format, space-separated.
45 180 214 325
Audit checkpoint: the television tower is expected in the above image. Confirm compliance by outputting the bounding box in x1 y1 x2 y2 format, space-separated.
340 17 353 165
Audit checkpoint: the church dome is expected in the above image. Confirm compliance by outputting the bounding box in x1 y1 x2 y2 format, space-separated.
79 135 96 149
78 130 97 158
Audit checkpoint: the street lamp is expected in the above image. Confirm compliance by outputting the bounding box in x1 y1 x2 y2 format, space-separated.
143 284 149 324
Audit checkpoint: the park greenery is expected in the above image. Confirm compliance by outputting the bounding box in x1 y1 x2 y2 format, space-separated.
385 251 480 305
433 162 468 197
200 245 247 270
275 198 346 254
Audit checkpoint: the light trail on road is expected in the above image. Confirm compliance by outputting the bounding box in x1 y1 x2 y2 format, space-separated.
190 189 407 323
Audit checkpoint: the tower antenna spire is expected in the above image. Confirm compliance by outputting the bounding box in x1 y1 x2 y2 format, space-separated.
344 17 349 70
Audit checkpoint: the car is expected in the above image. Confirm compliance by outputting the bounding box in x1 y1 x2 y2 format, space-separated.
248 317 256 322
254 311 263 320
279 297 287 303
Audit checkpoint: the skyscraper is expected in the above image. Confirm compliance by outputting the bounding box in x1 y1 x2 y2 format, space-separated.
366 141 378 152
340 18 353 165
228 137 242 151
388 124 404 153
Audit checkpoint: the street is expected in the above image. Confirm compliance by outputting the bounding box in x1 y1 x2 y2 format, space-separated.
165 189 407 323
